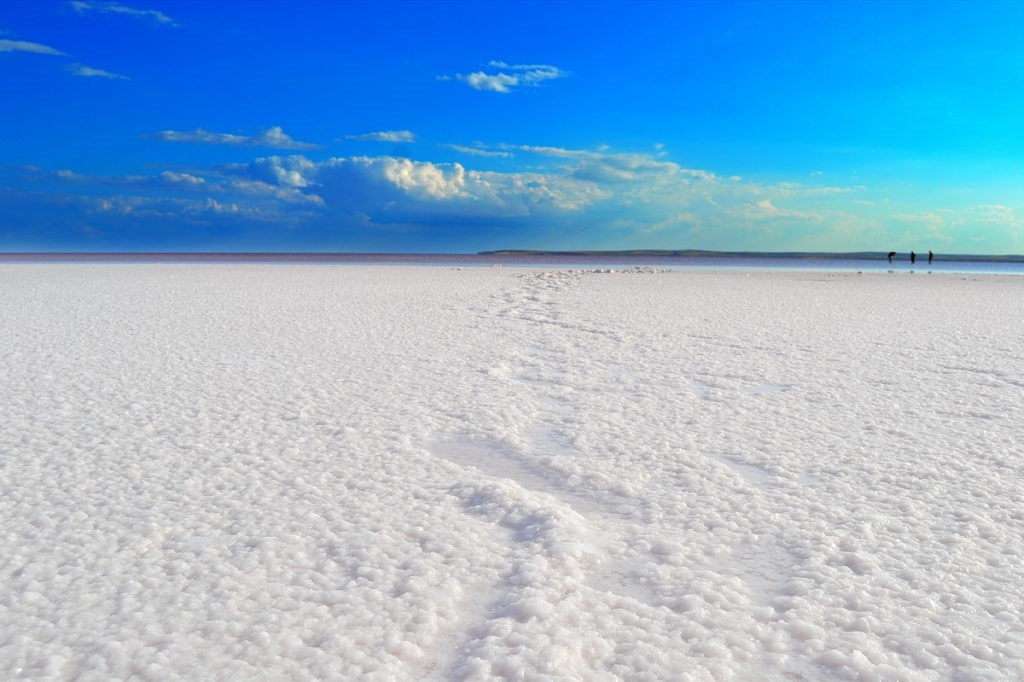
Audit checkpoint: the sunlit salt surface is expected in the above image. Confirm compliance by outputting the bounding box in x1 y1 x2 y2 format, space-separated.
1 265 1022 680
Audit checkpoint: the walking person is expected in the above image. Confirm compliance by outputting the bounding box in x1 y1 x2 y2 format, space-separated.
911 251 916 265
928 250 934 264
888 251 895 263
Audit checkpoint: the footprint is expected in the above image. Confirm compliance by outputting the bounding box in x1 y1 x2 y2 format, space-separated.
433 438 557 494
432 434 645 524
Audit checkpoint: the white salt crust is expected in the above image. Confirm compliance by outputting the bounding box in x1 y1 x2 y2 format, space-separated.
0 265 1022 680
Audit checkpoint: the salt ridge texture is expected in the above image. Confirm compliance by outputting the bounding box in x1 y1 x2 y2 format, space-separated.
1 265 1022 681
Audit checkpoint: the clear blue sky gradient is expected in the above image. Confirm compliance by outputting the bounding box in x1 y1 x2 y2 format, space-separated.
3 0 1024 253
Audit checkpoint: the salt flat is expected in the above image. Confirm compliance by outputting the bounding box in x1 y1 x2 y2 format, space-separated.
1 265 1022 681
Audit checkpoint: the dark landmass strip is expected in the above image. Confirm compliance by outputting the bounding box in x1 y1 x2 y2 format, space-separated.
478 249 1024 263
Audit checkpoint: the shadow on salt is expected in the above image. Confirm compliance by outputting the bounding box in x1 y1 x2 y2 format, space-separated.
745 383 789 395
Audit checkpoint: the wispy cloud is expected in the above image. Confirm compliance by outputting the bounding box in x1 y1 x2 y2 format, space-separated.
0 39 66 55
70 1 176 26
39 165 323 222
442 61 569 93
732 199 825 223
513 144 696 183
148 126 322 150
85 195 303 223
68 63 130 79
48 168 207 189
443 144 512 158
345 130 416 143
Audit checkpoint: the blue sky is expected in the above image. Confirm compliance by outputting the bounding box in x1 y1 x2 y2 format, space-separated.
3 0 1024 253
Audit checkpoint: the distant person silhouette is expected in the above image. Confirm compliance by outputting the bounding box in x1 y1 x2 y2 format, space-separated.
888 251 895 263
928 250 934 264
911 251 916 264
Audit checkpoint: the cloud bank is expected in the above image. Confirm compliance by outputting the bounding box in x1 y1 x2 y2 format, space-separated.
14 141 911 251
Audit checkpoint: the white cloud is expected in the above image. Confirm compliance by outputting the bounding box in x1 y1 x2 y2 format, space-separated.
0 39 65 55
236 155 607 221
443 144 513 158
85 195 300 223
70 1 176 26
44 163 325 209
461 72 519 93
969 205 1024 232
734 199 825 223
36 139 886 247
229 155 318 188
772 182 851 198
514 144 699 184
226 179 324 206
149 126 321 150
442 61 569 93
68 63 130 79
48 167 205 189
157 170 204 186
345 130 416 142
893 211 947 225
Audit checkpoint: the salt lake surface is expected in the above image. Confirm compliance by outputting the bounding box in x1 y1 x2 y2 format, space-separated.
1 265 1022 680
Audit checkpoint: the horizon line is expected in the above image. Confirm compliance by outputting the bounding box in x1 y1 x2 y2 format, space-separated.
2 249 1024 263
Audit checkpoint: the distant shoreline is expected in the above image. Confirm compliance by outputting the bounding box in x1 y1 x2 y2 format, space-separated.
1 249 1024 263
477 249 1024 263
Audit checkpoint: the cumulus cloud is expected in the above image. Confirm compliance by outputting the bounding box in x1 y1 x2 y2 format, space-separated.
149 126 321 150
223 147 861 235
70 1 176 26
442 61 569 93
68 63 130 79
0 39 65 55
235 155 607 222
227 155 318 188
345 130 416 142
